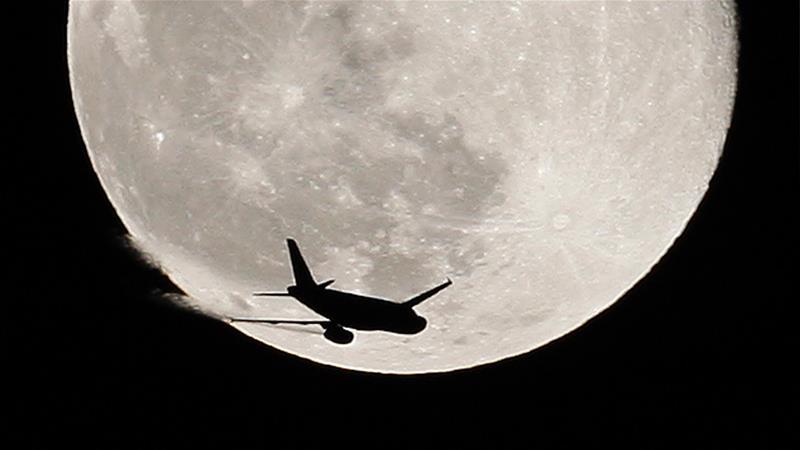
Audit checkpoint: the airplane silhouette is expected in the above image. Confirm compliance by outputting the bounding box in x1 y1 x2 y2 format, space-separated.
230 239 452 344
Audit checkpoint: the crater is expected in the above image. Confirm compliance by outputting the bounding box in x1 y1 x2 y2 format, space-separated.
552 213 571 230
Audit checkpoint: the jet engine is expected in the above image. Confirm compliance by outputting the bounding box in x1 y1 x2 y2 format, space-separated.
322 324 354 345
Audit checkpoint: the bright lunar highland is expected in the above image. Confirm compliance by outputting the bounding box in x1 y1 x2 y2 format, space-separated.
68 1 737 373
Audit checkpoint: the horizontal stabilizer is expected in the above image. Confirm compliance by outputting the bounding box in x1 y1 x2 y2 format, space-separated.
253 292 292 297
317 279 335 289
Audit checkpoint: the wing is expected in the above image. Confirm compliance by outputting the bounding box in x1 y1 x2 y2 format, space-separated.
401 278 452 308
229 318 330 326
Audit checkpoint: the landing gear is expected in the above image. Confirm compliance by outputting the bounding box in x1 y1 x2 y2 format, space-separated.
322 324 354 345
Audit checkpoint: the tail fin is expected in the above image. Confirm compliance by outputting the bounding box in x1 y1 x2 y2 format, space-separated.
286 238 316 288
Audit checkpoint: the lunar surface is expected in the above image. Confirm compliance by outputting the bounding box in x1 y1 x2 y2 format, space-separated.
68 1 737 373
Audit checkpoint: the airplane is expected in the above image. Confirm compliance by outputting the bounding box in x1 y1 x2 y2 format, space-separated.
229 238 452 345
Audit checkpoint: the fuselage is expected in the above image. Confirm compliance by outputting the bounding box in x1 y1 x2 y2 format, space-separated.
287 285 427 334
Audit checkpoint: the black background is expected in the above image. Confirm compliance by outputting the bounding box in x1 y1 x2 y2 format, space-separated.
13 1 797 448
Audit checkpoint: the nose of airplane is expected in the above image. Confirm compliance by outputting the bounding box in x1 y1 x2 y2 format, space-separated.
410 315 427 334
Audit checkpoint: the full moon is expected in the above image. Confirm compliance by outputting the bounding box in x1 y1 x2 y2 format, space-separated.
68 1 737 373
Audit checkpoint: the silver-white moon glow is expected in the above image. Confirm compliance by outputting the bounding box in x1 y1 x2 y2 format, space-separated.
68 1 737 373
